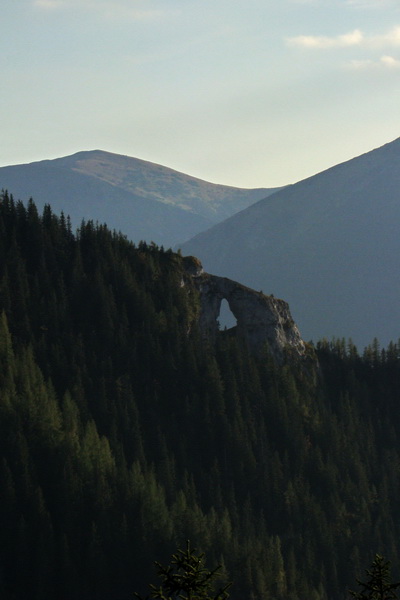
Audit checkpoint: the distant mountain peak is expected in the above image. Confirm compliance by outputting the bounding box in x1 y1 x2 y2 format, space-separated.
0 149 279 248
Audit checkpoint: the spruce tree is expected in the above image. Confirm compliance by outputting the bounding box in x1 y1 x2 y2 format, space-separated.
350 555 400 600
136 541 231 600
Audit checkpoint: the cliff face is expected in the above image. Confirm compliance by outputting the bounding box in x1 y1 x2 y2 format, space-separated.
183 256 306 362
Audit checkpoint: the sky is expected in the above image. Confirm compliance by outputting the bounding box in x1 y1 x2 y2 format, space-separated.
1 0 400 188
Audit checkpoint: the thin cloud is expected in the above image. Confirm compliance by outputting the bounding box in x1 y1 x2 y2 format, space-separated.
32 0 166 20
383 26 400 45
381 54 400 66
287 29 363 48
347 0 396 8
33 0 64 8
347 54 400 69
287 25 400 49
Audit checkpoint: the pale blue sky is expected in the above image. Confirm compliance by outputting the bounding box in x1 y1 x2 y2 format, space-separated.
1 0 400 186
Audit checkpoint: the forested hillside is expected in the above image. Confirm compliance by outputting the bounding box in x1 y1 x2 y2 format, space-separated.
1 191 400 600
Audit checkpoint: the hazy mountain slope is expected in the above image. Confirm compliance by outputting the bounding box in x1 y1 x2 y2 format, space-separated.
53 150 278 222
180 137 400 348
0 150 277 247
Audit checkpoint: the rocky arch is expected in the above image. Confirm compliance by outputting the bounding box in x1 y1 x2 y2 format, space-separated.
182 256 306 362
195 273 305 361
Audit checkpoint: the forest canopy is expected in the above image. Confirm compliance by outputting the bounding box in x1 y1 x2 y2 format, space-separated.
1 191 400 600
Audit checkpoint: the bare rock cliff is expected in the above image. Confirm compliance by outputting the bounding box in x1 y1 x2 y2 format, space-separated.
182 256 306 363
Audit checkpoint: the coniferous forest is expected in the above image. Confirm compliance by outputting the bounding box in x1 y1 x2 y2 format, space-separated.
2 190 400 600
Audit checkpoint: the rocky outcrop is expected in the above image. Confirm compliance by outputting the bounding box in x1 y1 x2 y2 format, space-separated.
183 256 306 363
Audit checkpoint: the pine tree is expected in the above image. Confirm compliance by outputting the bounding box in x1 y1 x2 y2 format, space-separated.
349 555 400 600
136 541 231 600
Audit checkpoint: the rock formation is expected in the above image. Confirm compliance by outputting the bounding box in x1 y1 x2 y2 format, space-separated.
183 256 306 362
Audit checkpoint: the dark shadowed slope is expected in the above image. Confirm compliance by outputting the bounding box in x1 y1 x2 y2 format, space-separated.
0 150 278 247
180 136 400 348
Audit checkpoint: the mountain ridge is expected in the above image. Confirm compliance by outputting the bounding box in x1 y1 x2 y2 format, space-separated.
0 150 279 247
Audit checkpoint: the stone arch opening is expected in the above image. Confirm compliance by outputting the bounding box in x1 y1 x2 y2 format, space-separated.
217 298 237 331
